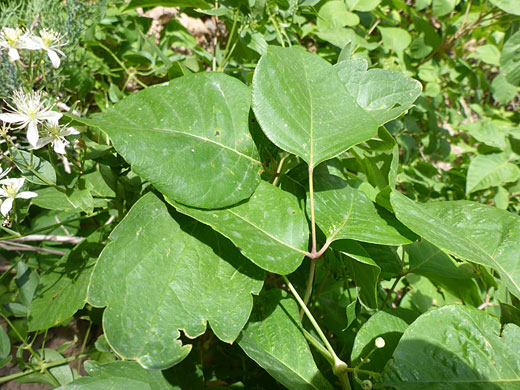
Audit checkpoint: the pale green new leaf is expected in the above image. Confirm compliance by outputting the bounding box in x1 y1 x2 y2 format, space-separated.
253 46 378 168
317 1 359 29
346 0 381 12
490 0 520 15
170 181 309 275
378 27 412 52
74 73 262 209
335 59 422 125
311 170 416 246
432 0 456 17
500 30 520 86
28 231 103 331
466 153 520 194
88 193 263 369
391 191 520 299
238 289 334 390
380 305 520 389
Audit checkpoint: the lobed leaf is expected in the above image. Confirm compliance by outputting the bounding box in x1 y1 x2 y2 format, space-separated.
88 193 263 369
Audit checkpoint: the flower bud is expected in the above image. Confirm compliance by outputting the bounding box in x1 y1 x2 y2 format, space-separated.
375 337 385 349
362 379 373 390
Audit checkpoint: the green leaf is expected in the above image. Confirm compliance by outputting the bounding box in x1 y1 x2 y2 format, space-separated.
76 73 262 209
252 46 378 168
169 181 309 275
345 0 381 12
335 59 422 125
351 310 411 374
57 360 203 390
88 193 263 369
380 305 520 389
334 240 380 309
500 30 520 86
0 325 11 368
317 1 359 29
466 153 520 194
489 0 520 15
311 168 416 246
432 0 456 17
378 27 412 53
390 191 520 299
15 262 39 307
491 74 518 104
12 150 56 185
238 289 334 390
20 349 73 387
124 0 210 10
461 119 514 149
468 44 501 65
32 187 81 212
28 231 103 331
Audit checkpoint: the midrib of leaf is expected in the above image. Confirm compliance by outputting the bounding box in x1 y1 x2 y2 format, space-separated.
103 124 262 166
226 209 308 256
299 51 314 168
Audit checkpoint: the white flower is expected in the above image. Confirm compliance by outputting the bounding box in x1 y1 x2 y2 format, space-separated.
0 89 62 147
0 178 38 216
32 28 66 68
0 27 39 62
0 167 11 180
375 337 385 349
32 120 79 154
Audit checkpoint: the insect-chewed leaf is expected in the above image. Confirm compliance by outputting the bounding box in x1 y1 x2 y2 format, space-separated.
71 72 262 209
88 193 263 370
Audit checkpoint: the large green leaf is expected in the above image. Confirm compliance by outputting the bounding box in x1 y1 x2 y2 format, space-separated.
317 1 359 29
28 231 103 331
88 193 263 369
335 59 422 125
252 46 378 168
334 240 380 309
169 181 309 275
378 27 412 52
391 191 520 299
466 153 520 194
500 30 520 86
57 360 202 390
490 0 520 15
12 149 56 185
311 170 416 246
380 305 520 389
238 289 334 390
432 0 456 16
75 73 262 209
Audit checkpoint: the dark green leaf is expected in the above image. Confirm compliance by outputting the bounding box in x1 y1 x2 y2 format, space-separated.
75 73 262 209
238 289 334 390
88 193 263 369
380 305 520 389
391 191 520 299
170 181 309 275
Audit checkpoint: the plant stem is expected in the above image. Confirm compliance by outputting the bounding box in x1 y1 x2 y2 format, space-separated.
217 9 238 72
380 275 402 309
301 257 317 319
283 275 352 390
0 354 88 384
270 15 286 48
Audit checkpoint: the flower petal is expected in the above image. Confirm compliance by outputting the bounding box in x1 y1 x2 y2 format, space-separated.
0 112 27 124
47 49 61 68
27 121 39 146
53 139 67 154
60 126 80 136
31 136 53 150
8 48 20 62
39 111 63 122
1 198 13 216
17 191 38 199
